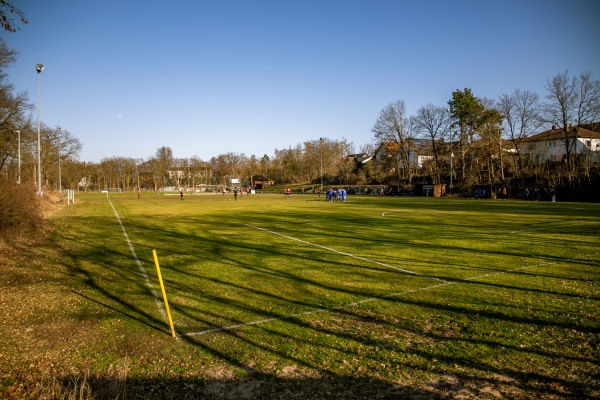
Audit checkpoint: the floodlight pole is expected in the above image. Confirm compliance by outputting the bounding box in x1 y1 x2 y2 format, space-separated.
448 108 453 194
57 127 62 192
320 137 323 192
14 130 20 184
36 64 44 197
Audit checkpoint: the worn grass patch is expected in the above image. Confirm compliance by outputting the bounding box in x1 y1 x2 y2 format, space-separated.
1 192 598 399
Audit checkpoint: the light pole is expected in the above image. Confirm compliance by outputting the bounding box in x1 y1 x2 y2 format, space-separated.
320 137 323 193
57 127 62 192
36 63 44 196
14 130 20 184
448 108 453 194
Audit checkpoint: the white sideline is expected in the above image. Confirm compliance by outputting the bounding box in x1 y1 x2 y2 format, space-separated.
106 194 168 323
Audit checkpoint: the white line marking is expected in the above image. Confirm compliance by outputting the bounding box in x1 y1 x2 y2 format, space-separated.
245 223 437 279
183 260 557 337
106 194 168 323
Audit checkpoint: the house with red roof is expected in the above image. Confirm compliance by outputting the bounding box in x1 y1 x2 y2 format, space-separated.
520 124 600 163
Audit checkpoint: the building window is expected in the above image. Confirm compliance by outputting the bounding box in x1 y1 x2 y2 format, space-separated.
585 140 591 148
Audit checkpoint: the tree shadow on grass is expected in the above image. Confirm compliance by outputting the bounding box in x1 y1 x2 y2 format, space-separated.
72 290 170 335
74 375 454 400
43 197 599 400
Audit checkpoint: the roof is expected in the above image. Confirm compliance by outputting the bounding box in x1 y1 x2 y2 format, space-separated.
580 122 600 133
347 153 373 164
522 125 600 142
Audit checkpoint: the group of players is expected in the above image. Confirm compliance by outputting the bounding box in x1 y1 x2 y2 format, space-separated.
325 188 347 202
283 187 347 202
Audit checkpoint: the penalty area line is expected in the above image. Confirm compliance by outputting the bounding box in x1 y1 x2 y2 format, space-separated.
106 194 169 324
183 260 557 337
244 223 442 281
183 281 453 337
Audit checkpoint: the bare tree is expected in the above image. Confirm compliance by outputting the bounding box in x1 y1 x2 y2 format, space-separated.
544 70 600 173
41 126 81 189
574 71 600 126
478 98 504 183
260 154 270 177
154 146 173 187
0 90 30 170
188 155 208 187
209 152 245 185
65 160 96 192
0 39 32 173
243 154 260 188
372 100 415 182
412 103 448 184
0 1 28 32
302 139 322 183
497 89 542 175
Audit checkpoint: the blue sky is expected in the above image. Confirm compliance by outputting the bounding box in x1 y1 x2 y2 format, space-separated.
2 0 599 163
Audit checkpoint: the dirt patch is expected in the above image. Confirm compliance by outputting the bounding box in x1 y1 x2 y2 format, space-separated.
39 190 65 217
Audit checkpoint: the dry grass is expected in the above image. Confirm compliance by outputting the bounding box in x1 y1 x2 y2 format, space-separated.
0 178 56 244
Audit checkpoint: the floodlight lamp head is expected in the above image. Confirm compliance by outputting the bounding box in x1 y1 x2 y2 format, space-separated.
36 64 44 73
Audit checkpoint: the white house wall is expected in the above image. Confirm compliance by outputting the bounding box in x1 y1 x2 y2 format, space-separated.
523 137 600 163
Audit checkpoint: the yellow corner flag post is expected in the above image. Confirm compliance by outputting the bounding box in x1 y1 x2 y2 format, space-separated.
152 249 176 338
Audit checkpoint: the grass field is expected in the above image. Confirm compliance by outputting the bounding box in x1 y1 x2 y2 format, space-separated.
1 192 599 399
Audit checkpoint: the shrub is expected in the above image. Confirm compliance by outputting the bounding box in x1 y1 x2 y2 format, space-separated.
0 177 46 243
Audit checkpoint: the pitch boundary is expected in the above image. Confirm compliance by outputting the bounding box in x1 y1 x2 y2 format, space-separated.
106 194 169 324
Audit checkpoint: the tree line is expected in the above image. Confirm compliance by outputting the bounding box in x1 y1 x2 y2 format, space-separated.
372 73 600 195
1 36 599 196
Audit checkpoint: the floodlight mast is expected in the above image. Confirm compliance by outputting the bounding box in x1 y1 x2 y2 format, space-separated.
448 108 453 194
57 127 62 192
36 64 44 197
320 137 324 192
14 130 20 184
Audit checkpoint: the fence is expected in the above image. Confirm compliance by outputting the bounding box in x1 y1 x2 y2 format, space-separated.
63 189 75 205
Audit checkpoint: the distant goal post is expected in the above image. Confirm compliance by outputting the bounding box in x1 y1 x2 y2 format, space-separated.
194 184 223 193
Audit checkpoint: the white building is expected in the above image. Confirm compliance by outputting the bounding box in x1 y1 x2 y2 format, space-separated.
371 140 433 170
521 125 600 163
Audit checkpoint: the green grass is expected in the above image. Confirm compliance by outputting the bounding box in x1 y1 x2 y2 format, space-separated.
6 192 600 398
